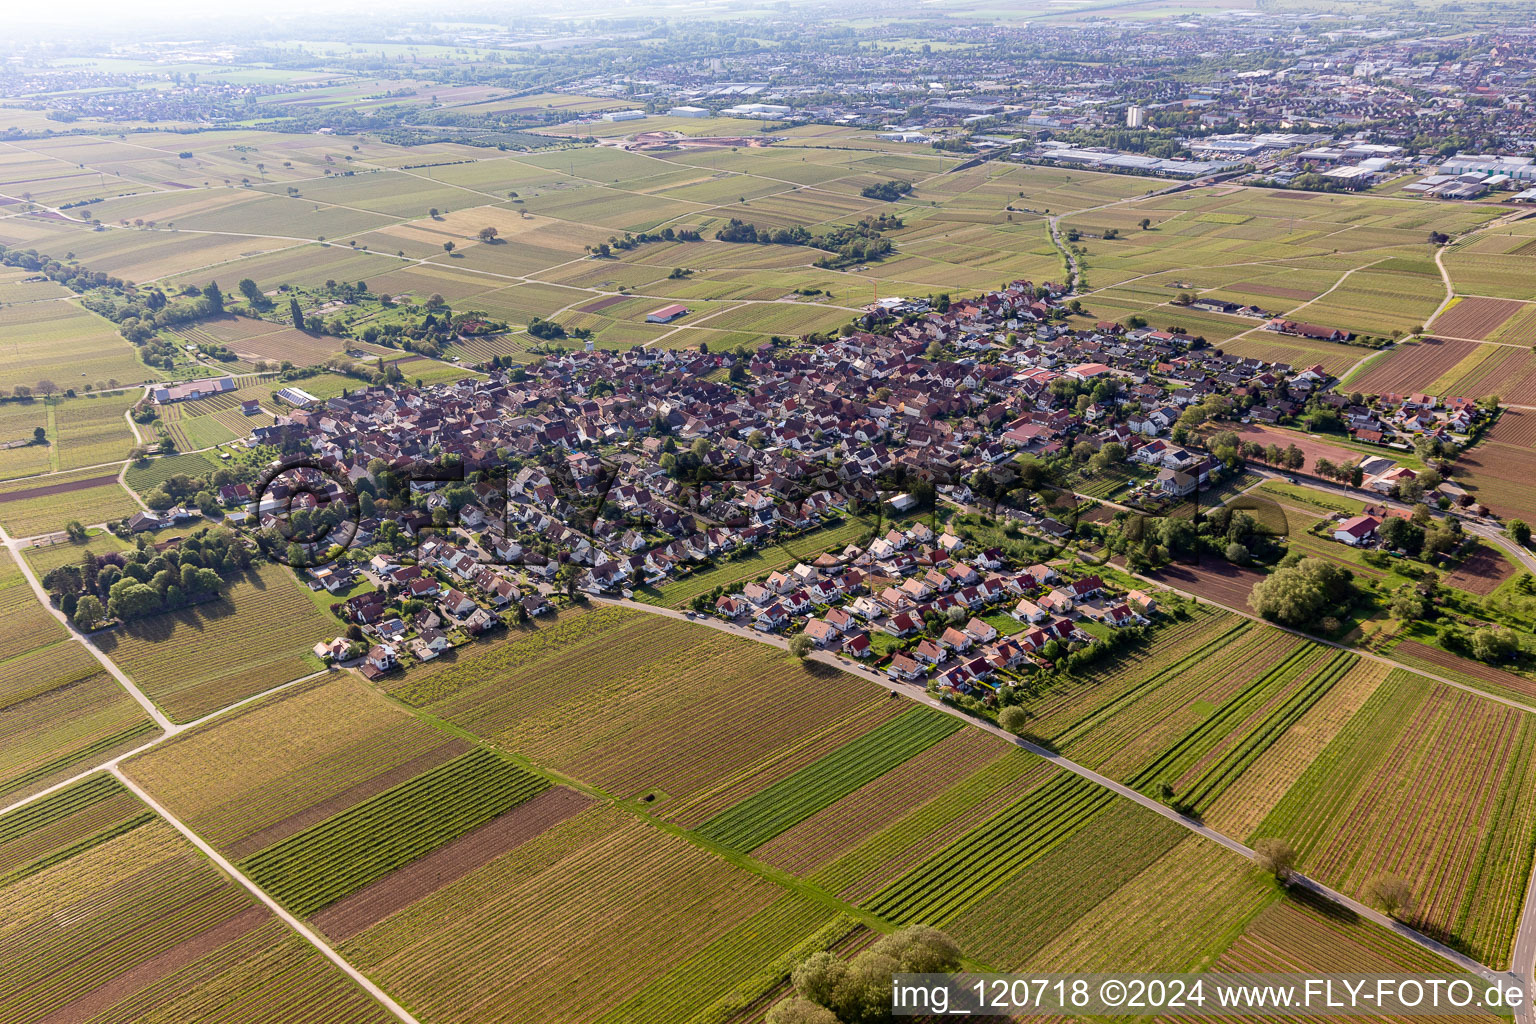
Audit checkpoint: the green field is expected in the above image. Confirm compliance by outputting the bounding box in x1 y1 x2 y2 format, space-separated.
240 747 548 916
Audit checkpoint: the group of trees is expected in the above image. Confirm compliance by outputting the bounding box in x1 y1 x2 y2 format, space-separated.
714 215 902 268
1440 622 1522 665
1375 503 1460 558
136 461 258 517
766 926 961 1024
1248 555 1360 634
858 179 913 201
41 528 251 629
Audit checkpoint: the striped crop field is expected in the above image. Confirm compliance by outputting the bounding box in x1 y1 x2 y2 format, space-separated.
808 747 1054 904
593 895 850 1024
1214 892 1504 1023
1012 607 1238 753
752 727 1011 876
947 798 1187 969
1252 669 1536 968
98 561 339 723
341 804 789 1024
387 606 894 803
1202 659 1392 838
692 707 961 852
0 775 152 885
1022 835 1274 972
865 772 1116 926
1131 648 1358 814
0 550 161 803
239 747 549 917
123 673 467 857
0 777 395 1024
659 697 911 830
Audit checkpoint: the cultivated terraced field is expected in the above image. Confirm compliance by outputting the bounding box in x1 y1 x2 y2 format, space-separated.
0 776 396 1024
1253 669 1536 967
97 562 335 722
1457 410 1536 521
384 605 897 803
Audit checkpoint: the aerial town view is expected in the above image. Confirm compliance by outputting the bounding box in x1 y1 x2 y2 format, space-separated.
1 0 1536 1019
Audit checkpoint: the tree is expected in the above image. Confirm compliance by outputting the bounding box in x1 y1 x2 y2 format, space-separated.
64 520 87 542
477 226 498 243
1509 519 1531 548
764 1000 837 1024
998 705 1030 735
35 379 57 398
1225 542 1251 565
290 297 304 330
32 426 46 444
73 595 105 630
1470 627 1518 664
1389 587 1428 622
238 278 263 305
1254 837 1296 882
204 280 224 313
789 634 814 659
790 926 960 1023
442 241 456 255
1369 875 1416 920
1248 557 1358 631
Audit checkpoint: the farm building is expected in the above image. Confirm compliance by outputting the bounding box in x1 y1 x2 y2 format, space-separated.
1333 514 1382 546
646 303 690 324
151 377 235 404
275 386 320 407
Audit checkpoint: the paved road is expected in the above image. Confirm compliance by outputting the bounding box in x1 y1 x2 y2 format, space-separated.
594 596 1512 989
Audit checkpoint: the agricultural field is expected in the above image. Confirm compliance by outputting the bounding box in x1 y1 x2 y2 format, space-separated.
1457 410 1536 521
155 389 264 450
1350 337 1480 396
18 527 132 576
239 747 549 917
338 803 812 1024
49 391 140 471
123 673 469 854
1210 892 1504 1024
1389 640 1536 703
1252 669 1536 967
0 776 397 1024
1430 296 1528 339
122 450 223 494
692 707 962 852
176 315 351 367
0 400 52 480
1002 609 1358 817
0 299 150 395
0 550 160 801
384 605 898 804
96 561 335 722
0 466 139 538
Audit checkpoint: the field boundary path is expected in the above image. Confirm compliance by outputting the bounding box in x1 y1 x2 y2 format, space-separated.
112 767 424 1024
1 524 173 731
594 595 1514 992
